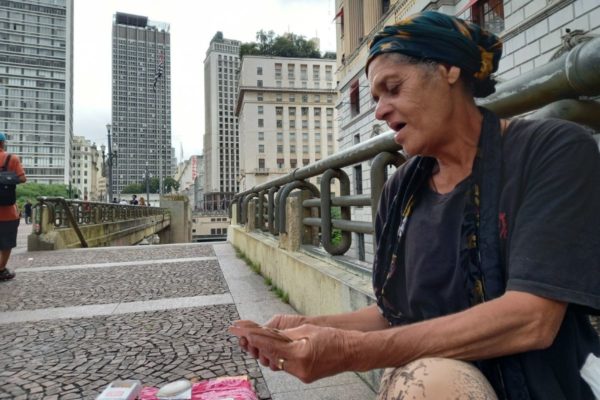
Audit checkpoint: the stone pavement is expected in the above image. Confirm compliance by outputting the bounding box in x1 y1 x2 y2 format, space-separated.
0 223 376 400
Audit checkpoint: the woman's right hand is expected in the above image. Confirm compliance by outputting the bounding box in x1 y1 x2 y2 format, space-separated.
264 314 308 330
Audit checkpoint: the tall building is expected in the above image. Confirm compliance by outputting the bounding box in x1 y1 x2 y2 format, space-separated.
111 12 171 196
0 0 74 184
335 0 600 262
236 56 338 190
70 135 100 200
203 32 240 211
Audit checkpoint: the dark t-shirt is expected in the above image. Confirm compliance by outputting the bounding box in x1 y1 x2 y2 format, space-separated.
374 118 600 399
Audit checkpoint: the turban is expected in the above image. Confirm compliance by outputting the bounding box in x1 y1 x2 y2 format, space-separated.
366 11 502 97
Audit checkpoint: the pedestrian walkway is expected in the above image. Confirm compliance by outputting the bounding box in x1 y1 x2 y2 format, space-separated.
0 228 376 399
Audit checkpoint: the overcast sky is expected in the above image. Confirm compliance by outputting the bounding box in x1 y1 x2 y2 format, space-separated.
73 0 336 161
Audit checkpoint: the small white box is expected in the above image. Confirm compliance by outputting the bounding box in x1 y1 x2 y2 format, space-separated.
96 380 142 400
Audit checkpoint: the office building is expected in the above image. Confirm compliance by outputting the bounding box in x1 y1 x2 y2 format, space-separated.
203 32 240 211
111 12 171 196
0 0 74 184
70 135 100 200
236 56 338 190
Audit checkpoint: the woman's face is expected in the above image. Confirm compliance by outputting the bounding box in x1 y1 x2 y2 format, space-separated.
368 55 456 157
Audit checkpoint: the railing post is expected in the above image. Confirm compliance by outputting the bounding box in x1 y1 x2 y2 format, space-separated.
247 198 257 231
279 193 303 251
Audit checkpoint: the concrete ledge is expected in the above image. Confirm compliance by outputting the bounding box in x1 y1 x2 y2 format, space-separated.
228 224 382 390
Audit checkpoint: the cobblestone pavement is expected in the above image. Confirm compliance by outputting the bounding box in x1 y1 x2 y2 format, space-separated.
9 244 215 269
0 242 272 400
0 305 267 400
0 260 228 312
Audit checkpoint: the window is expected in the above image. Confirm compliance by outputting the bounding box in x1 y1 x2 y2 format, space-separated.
290 145 296 153
289 120 296 129
350 79 360 116
277 158 284 168
472 0 504 34
290 159 297 168
276 107 283 116
302 94 308 103
257 105 263 115
258 131 264 140
301 107 309 116
354 164 363 195
275 63 282 79
258 119 264 127
289 94 295 102
276 92 282 102
303 145 309 153
277 120 283 128
303 159 310 166
257 80 263 87
257 92 263 101
314 108 321 117
301 64 308 80
289 107 296 116
277 145 284 153
312 65 320 80
277 132 283 141
258 144 265 153
257 66 263 75
258 159 265 169
287 63 295 79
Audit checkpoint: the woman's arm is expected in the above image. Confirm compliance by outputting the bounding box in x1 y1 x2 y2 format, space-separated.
243 290 566 383
267 304 390 332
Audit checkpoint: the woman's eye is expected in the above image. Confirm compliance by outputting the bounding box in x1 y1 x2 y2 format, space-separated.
388 85 399 95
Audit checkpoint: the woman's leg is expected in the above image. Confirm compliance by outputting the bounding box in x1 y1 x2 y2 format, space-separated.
377 358 498 400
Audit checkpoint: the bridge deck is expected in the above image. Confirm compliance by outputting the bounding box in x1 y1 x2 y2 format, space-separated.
0 224 374 399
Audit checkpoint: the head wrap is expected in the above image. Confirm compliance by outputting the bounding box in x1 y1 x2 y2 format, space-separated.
366 11 502 97
0 132 6 142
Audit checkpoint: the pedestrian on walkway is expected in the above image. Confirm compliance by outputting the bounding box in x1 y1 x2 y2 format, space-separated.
23 200 32 224
0 132 27 281
130 194 139 205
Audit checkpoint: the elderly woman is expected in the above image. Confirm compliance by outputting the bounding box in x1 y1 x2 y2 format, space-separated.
231 11 600 399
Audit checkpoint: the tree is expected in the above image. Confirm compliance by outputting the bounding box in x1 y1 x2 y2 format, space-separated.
163 177 179 193
121 183 144 194
240 30 324 59
15 183 69 210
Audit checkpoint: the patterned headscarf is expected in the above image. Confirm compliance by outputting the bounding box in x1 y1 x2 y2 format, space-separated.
366 11 502 96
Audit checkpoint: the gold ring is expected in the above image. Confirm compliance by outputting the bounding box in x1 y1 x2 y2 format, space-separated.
277 358 285 370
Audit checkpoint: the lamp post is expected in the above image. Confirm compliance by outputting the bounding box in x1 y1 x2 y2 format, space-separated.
101 123 117 203
144 162 151 206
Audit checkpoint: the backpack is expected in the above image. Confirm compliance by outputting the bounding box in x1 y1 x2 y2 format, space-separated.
0 154 18 206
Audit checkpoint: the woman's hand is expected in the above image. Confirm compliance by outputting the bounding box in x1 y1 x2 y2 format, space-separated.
264 314 308 330
244 324 361 383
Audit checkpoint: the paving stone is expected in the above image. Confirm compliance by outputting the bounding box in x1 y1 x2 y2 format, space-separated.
8 244 216 269
0 305 270 399
0 260 228 312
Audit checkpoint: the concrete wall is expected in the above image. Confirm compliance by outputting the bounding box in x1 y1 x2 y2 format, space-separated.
160 196 192 243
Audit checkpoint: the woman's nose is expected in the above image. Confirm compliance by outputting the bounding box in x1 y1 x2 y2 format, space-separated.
374 98 388 121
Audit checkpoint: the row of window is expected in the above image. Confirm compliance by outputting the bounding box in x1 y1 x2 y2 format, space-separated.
256 92 334 103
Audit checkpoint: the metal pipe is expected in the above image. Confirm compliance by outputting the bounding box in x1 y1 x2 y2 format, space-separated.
480 37 600 117
303 218 373 234
526 99 600 131
237 131 401 198
303 194 371 208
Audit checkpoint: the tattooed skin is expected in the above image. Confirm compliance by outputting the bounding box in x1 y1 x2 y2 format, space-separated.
377 358 498 400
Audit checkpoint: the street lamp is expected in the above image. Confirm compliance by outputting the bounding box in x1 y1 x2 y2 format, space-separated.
143 162 151 206
101 123 117 203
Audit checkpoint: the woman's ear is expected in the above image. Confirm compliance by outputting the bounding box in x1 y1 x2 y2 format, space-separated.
446 66 461 85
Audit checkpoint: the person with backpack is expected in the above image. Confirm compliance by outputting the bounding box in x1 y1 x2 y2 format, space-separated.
0 132 27 281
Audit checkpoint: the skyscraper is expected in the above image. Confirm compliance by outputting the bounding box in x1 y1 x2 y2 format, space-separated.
0 0 74 184
111 12 171 196
203 32 240 211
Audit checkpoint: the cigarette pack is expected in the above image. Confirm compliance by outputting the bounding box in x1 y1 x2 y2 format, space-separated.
96 380 143 400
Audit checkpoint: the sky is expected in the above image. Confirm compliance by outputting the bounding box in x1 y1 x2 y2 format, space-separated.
73 0 337 162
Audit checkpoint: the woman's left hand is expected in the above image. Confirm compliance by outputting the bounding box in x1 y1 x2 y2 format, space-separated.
240 324 360 383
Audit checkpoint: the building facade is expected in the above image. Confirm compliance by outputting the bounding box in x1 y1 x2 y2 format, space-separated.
0 0 74 184
236 56 339 190
111 12 172 196
335 0 600 262
70 135 99 200
203 32 240 211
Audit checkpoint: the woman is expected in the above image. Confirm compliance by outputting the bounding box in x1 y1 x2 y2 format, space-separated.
231 11 600 399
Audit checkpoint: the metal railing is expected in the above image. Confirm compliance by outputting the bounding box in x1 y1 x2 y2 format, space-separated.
33 197 170 247
232 37 600 260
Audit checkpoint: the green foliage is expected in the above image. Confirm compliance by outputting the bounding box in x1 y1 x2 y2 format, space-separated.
330 207 343 245
323 51 336 59
121 183 144 194
15 183 69 210
163 177 179 193
240 30 323 59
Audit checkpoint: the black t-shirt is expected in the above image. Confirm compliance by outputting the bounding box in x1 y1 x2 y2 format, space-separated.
374 118 600 399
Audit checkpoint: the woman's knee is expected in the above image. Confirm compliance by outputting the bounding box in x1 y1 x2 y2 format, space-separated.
377 358 498 400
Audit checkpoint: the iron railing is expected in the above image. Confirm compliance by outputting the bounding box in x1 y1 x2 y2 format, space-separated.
231 37 600 260
33 197 169 247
